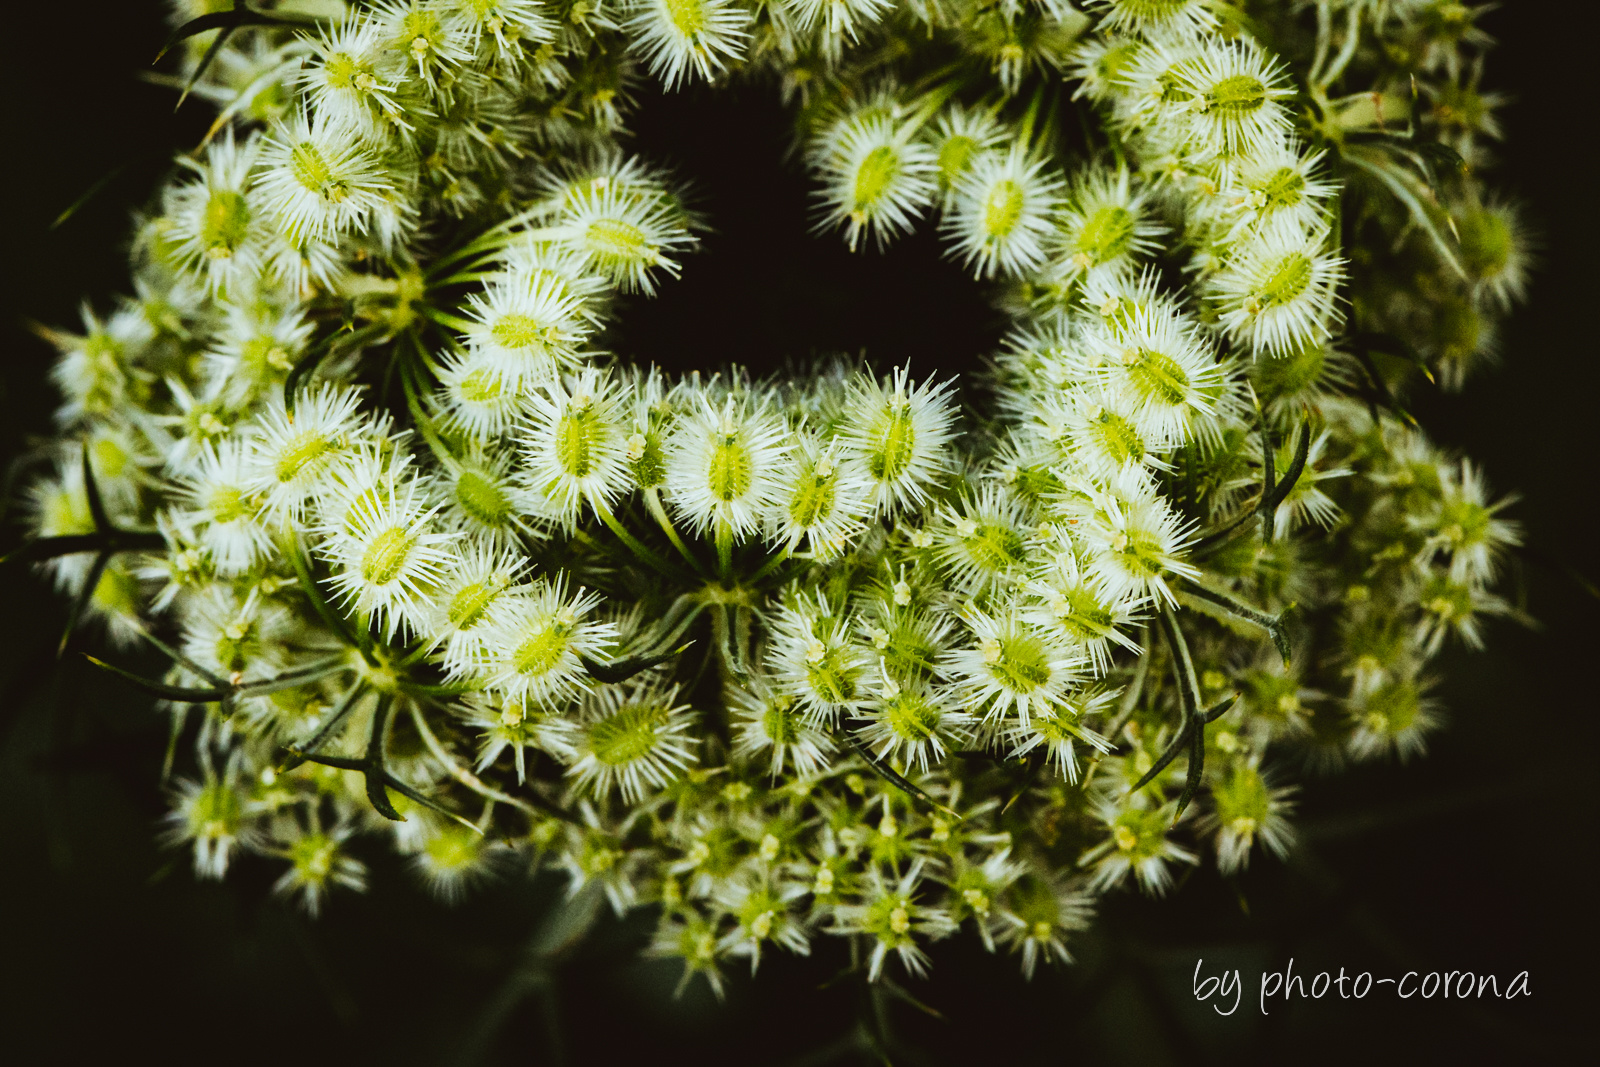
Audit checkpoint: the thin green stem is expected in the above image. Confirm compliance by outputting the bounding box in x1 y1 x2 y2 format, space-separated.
715 520 733 582
643 488 705 575
593 503 683 581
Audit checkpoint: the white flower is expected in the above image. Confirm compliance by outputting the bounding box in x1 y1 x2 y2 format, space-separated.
624 0 752 89
458 691 578 783
765 592 877 724
498 239 611 323
407 823 505 904
1069 33 1142 107
766 433 872 557
163 764 256 880
263 225 344 294
201 296 313 409
179 585 296 684
944 603 1085 728
1083 302 1227 445
1207 217 1345 358
163 131 266 294
301 14 410 141
567 682 698 802
428 540 527 677
319 473 453 638
243 384 381 521
994 872 1092 978
375 0 471 93
715 879 811 973
854 593 955 684
852 676 971 774
782 0 893 58
931 485 1035 597
1084 800 1198 896
837 365 958 516
1455 197 1531 311
925 103 1003 204
1201 762 1296 874
1060 468 1199 607
520 367 632 529
1413 459 1521 584
47 303 150 426
811 107 937 251
552 181 692 295
255 107 397 244
1088 0 1217 40
1124 37 1294 163
1047 165 1162 282
1261 430 1350 538
479 576 617 708
730 677 837 778
1022 541 1145 676
269 819 368 918
435 447 545 546
664 390 789 539
1216 138 1335 239
1004 687 1115 783
439 0 552 60
833 861 955 981
1035 385 1170 484
172 439 274 576
462 268 592 386
944 145 1064 279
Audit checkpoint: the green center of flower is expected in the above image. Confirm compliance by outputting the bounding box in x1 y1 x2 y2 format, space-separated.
585 217 655 266
274 431 333 484
1055 586 1116 640
854 145 900 210
557 408 605 479
1115 527 1164 578
425 826 480 870
458 368 502 403
188 780 241 836
883 692 941 741
762 702 801 745
1207 75 1267 114
289 142 348 203
456 469 512 528
513 624 570 676
361 526 416 585
1458 210 1512 279
491 312 556 352
1075 205 1135 264
964 522 1027 574
201 190 252 256
807 647 858 704
789 469 837 528
448 578 503 630
937 135 978 187
209 485 251 523
871 408 916 482
215 621 257 672
1093 409 1144 465
1257 252 1312 309
983 179 1025 239
989 634 1051 692
1257 167 1304 211
589 702 670 766
708 435 752 502
1125 348 1190 407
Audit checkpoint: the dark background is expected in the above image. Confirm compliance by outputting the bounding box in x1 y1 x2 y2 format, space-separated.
1 3 1594 1064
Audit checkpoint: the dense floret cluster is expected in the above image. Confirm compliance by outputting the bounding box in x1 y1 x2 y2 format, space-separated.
19 0 1524 990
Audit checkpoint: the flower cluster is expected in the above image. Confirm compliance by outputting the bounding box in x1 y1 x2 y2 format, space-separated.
20 0 1524 991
